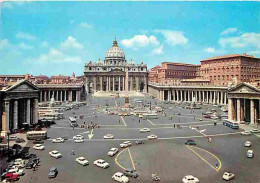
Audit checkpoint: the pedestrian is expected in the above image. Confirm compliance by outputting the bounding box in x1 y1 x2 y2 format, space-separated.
215 163 219 169
174 124 175 128
139 119 140 123
84 121 85 125
209 137 212 143
73 126 74 130
33 163 36 171
119 119 120 123
71 149 75 155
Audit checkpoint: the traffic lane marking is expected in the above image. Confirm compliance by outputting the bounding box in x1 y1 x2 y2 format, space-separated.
115 148 129 171
186 145 221 172
120 116 127 126
128 148 136 170
46 131 242 141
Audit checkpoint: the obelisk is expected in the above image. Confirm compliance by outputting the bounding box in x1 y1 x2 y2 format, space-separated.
124 67 129 108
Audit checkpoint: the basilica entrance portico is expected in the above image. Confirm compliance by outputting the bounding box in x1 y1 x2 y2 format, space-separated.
228 83 260 124
0 80 39 136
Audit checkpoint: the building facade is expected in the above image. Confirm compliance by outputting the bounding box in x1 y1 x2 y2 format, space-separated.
84 39 148 93
0 80 39 136
200 53 260 86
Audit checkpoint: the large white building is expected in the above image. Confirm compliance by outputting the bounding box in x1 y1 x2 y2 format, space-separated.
84 39 148 93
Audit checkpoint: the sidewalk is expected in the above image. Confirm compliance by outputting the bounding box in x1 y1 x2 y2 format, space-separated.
239 124 260 137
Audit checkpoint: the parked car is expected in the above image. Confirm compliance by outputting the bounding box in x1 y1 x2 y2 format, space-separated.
15 138 25 143
241 131 251 136
33 139 44 144
25 160 34 169
147 134 158 140
61 136 68 140
104 134 114 139
123 168 139 178
247 150 254 158
250 129 260 133
135 140 145 145
73 135 83 140
8 168 24 176
139 128 150 133
74 138 84 143
4 172 19 182
112 172 129 183
49 150 62 159
48 167 58 178
108 148 119 157
222 172 235 181
244 141 252 147
33 144 45 150
93 159 109 168
76 157 89 166
185 139 196 145
182 175 199 183
120 141 132 148
52 138 64 143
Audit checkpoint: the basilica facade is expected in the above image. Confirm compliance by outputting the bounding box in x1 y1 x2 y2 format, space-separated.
84 39 148 93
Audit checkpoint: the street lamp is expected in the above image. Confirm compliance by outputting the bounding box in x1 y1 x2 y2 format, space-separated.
7 130 10 162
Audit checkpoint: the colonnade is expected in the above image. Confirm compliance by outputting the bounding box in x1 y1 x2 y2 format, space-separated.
158 89 228 105
86 75 147 93
39 90 81 102
2 98 38 132
228 98 260 124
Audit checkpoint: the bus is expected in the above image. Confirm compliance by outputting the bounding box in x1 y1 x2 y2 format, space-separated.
69 117 78 127
142 113 158 120
27 131 47 140
223 119 239 129
133 110 148 116
39 113 63 120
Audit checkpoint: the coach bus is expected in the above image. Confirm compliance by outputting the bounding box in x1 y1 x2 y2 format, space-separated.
142 113 158 120
69 117 78 127
27 131 47 140
223 119 239 129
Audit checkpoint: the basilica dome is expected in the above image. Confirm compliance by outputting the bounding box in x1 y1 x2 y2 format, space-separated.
105 39 125 59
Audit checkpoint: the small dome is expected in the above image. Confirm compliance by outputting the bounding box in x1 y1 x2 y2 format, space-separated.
105 38 125 59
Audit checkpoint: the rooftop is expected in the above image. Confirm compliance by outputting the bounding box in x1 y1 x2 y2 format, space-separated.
201 53 257 62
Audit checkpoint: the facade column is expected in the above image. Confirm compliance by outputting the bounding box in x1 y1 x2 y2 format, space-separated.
93 77 97 93
237 98 241 122
144 76 147 93
40 91 42 102
76 91 78 102
198 91 201 102
209 91 212 104
44 91 47 102
13 100 18 130
108 77 111 91
65 90 67 101
184 90 186 101
180 90 183 102
69 91 73 101
228 98 235 121
122 77 125 91
187 91 190 101
241 99 245 122
100 77 103 91
168 90 171 101
113 76 115 91
85 77 89 93
48 90 51 101
136 77 139 91
195 91 198 102
119 77 121 91
60 91 63 101
177 90 179 101
33 99 38 124
224 92 227 105
250 99 255 124
214 91 217 104
202 91 205 103
3 100 10 133
27 99 31 124
162 90 164 101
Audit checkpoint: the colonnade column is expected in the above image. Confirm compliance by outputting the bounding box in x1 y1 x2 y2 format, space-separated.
40 91 42 102
172 90 175 101
109 77 111 91
180 90 183 101
27 99 31 124
60 91 63 101
100 77 103 91
250 99 255 124
144 76 147 93
85 77 89 93
176 90 179 101
202 91 205 103
136 77 139 91
44 91 47 102
65 90 67 101
113 77 115 91
168 90 171 101
3 100 10 132
33 99 38 124
119 77 121 91
93 77 97 93
237 99 241 122
13 100 18 130
184 91 186 101
228 98 235 121
224 92 227 105
123 77 125 91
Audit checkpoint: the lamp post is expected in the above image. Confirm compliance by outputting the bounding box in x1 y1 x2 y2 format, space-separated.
7 130 10 162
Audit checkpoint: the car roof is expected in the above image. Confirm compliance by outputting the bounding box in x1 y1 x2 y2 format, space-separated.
248 150 253 152
115 172 123 176
52 150 58 153
78 157 85 159
50 167 57 171
185 175 195 178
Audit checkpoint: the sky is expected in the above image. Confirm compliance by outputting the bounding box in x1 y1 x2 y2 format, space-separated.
0 1 260 76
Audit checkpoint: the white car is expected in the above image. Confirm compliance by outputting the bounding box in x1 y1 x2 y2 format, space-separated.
182 175 199 183
147 134 158 139
112 172 129 183
222 172 235 181
93 159 109 168
74 138 84 143
73 135 84 140
247 150 254 158
13 159 25 168
120 141 132 148
104 134 114 139
241 131 251 135
52 137 64 143
8 168 24 176
33 144 45 150
244 141 252 147
250 129 260 133
76 157 89 166
49 150 62 159
140 128 151 133
108 148 119 157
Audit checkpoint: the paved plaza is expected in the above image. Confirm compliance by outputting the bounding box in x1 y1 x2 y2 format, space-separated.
17 95 260 183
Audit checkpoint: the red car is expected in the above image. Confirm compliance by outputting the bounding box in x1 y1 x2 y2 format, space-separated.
204 115 211 119
5 172 19 182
